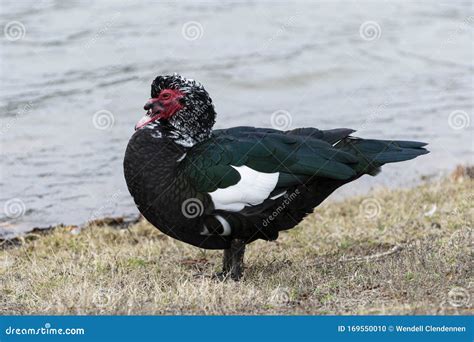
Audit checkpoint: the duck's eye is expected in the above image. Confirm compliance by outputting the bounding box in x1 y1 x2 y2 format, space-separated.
161 93 171 100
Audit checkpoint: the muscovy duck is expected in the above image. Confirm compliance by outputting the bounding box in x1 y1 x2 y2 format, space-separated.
124 74 429 280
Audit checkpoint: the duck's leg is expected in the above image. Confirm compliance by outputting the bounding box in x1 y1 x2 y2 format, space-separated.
222 248 232 274
230 239 246 280
221 239 246 280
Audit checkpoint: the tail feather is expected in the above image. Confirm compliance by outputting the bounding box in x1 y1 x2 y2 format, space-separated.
336 137 429 175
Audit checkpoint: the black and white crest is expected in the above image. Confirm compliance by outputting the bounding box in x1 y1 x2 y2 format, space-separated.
151 73 206 97
151 74 216 146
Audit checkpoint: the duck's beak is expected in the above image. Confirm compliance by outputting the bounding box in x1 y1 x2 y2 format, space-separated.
135 99 164 130
135 115 152 130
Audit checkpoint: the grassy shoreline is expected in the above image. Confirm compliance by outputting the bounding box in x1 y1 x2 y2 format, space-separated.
0 175 472 315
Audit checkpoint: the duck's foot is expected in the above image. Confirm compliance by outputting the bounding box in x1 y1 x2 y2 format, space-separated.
219 238 246 281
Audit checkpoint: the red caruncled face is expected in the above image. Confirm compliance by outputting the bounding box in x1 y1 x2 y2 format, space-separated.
135 89 184 130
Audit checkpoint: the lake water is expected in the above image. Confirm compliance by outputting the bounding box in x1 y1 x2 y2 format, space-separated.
0 1 472 238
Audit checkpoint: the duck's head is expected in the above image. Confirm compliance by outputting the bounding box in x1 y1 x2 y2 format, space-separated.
135 74 216 143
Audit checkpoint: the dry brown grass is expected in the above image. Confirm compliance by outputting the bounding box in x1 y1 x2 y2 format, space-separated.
0 177 472 315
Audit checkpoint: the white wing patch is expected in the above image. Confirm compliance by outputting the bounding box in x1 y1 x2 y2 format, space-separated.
209 165 279 211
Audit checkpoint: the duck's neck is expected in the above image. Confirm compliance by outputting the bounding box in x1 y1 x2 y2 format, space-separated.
148 120 212 148
167 109 214 145
124 124 189 206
